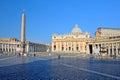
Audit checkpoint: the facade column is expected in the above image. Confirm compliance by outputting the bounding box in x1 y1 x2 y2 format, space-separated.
86 44 89 54
72 42 73 51
56 42 58 52
73 42 76 51
60 42 62 51
66 42 68 52
78 42 80 51
64 42 66 51
52 42 54 52
92 44 95 54
68 42 69 51
65 42 67 51
70 42 72 51
97 44 100 54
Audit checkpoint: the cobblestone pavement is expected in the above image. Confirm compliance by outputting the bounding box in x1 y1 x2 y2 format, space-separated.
0 55 120 80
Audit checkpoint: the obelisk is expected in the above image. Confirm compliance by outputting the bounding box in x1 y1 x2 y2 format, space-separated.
20 13 26 55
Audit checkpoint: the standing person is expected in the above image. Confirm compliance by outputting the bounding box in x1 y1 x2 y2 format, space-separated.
58 54 61 59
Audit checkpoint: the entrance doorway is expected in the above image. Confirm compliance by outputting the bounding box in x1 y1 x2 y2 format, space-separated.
89 45 92 54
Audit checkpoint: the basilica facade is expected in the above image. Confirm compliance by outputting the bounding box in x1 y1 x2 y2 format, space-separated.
52 24 120 56
52 24 90 53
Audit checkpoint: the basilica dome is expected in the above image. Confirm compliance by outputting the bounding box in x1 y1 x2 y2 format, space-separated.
71 24 82 34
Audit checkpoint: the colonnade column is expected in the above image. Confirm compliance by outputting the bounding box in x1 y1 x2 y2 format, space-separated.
112 43 114 55
26 43 29 53
92 44 95 54
97 44 100 54
2 44 3 52
8 44 9 52
35 45 37 52
64 42 66 51
5 44 6 52
116 43 118 56
108 44 110 55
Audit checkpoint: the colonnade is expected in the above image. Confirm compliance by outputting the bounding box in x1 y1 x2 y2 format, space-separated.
26 42 50 53
86 42 120 56
0 42 20 53
0 41 51 53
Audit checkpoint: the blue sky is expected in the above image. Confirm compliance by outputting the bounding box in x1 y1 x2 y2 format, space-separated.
0 0 120 43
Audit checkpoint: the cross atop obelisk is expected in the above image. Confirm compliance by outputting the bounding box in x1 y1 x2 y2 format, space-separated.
20 12 26 55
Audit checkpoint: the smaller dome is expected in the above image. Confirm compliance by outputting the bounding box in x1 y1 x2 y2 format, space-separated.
71 24 82 34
